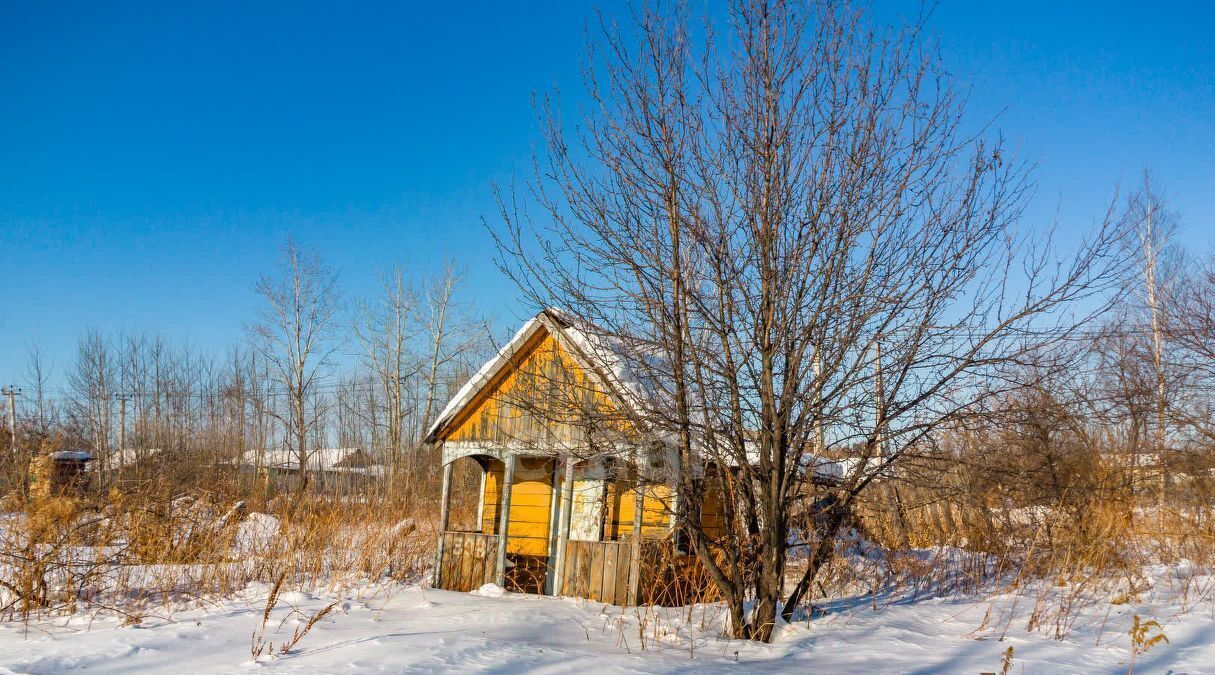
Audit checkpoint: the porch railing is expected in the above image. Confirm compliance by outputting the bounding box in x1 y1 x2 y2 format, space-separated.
436 531 499 592
559 539 634 605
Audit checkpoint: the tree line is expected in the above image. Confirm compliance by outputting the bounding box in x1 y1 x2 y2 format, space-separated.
4 242 489 498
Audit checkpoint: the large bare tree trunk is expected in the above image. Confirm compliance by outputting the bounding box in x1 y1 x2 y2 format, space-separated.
494 0 1131 641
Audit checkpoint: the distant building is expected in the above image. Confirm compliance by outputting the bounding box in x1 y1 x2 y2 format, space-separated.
240 446 385 493
29 450 94 498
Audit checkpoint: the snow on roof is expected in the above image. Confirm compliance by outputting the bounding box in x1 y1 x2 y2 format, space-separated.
428 311 870 477
427 310 886 485
245 447 376 472
721 438 885 481
111 447 163 469
50 450 93 461
808 455 883 483
542 308 659 415
424 316 548 443
424 309 659 444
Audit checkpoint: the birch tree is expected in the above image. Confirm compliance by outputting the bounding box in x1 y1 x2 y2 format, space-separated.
417 264 480 444
250 238 342 493
354 267 419 468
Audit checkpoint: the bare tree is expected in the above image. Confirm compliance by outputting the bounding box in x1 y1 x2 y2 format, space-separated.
238 345 276 481
353 267 420 469
1127 178 1178 515
1089 321 1156 499
67 330 115 483
352 262 485 489
1165 247 1215 448
24 344 54 434
249 238 342 493
417 264 481 446
495 0 1130 641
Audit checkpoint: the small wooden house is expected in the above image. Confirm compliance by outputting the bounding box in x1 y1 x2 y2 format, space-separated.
241 446 386 493
29 450 94 498
426 309 721 605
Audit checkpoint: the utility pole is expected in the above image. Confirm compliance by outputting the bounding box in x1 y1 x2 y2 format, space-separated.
2 386 19 456
813 349 824 456
872 342 908 546
873 341 885 461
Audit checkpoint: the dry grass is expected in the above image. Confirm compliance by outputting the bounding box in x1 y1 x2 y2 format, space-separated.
4 444 1214 657
0 470 435 625
249 572 341 660
796 452 1215 641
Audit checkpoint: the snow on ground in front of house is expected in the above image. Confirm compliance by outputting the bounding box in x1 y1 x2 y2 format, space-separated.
2 571 1213 674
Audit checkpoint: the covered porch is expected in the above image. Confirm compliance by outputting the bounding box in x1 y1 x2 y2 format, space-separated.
433 443 694 605
424 309 717 605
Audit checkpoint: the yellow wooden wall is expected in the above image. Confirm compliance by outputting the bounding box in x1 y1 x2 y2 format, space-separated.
605 478 727 542
440 321 718 550
699 483 726 541
443 327 628 448
603 481 674 540
480 457 556 556
480 463 680 551
481 464 502 535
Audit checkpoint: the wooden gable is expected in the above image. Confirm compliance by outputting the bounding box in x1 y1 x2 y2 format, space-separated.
439 325 634 449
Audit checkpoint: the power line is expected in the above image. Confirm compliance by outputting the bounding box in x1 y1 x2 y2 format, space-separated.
8 320 1215 408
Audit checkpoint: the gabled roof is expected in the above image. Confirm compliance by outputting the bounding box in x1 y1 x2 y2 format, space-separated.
424 309 651 444
426 311 863 480
50 450 93 462
246 447 376 472
111 447 164 469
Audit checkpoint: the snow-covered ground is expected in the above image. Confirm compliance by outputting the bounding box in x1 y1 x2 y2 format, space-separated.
2 570 1212 674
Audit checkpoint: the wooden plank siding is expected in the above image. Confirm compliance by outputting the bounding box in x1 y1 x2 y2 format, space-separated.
699 472 727 542
484 470 677 548
635 541 721 606
481 461 501 535
437 531 499 592
443 327 630 448
480 457 556 557
555 539 719 607
560 540 633 605
603 481 674 540
431 314 722 607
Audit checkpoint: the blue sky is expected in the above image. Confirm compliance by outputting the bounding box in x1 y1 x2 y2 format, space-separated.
2 1 1213 386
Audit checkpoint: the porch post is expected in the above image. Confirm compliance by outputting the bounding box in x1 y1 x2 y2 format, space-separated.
552 458 576 596
433 460 454 588
475 464 487 528
627 468 645 605
494 453 517 588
